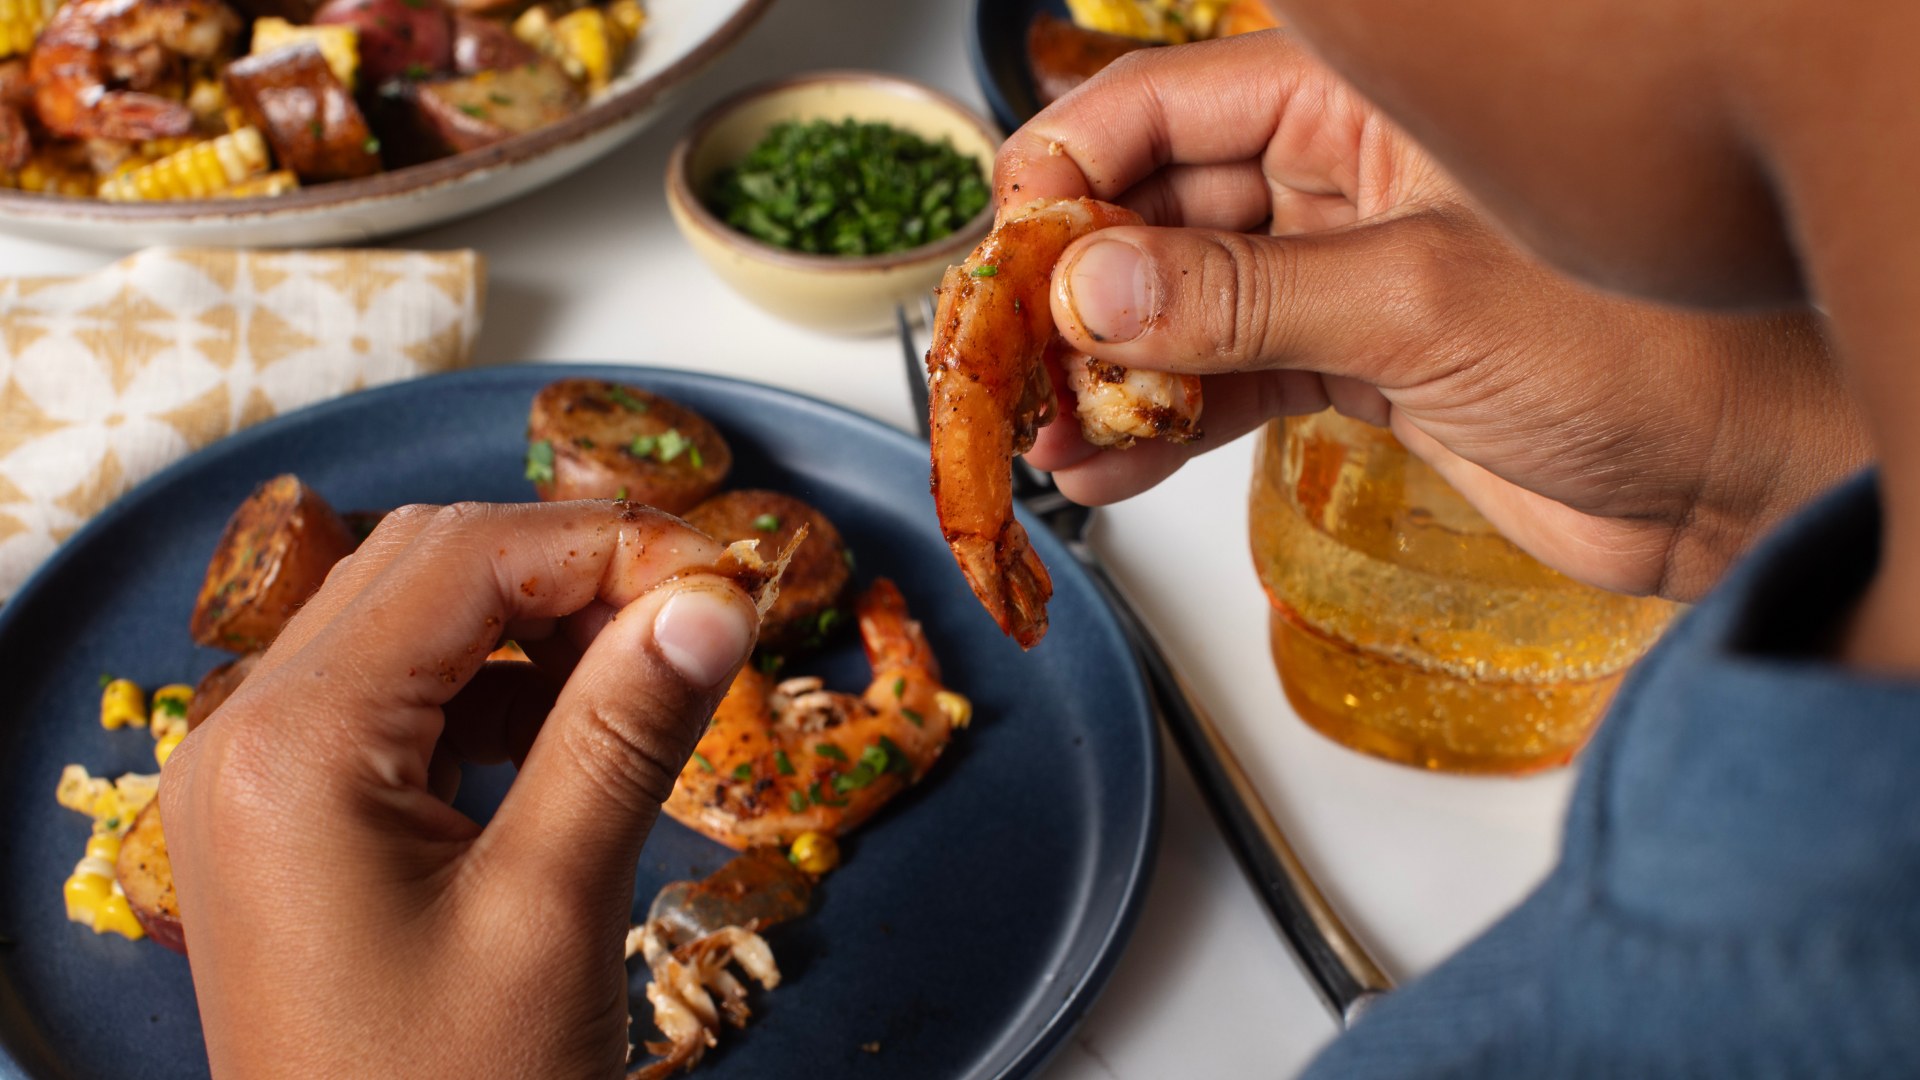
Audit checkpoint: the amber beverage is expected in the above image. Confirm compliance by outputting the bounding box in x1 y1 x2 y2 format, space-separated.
1249 413 1675 774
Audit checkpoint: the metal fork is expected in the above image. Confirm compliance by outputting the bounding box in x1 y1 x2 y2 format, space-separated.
898 297 1392 1027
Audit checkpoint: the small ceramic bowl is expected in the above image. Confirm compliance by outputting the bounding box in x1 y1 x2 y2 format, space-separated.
666 71 1001 335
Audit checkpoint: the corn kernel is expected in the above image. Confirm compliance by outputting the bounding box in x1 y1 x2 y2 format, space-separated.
788 830 840 875
155 731 185 767
94 889 145 940
57 765 111 815
63 872 111 920
85 834 123 863
101 678 147 730
606 0 645 39
935 690 973 730
250 17 360 89
97 127 270 202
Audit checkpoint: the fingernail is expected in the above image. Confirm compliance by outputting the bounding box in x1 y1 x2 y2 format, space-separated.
1066 239 1153 343
653 587 754 688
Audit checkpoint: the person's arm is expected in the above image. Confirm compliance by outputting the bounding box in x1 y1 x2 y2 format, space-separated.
161 501 759 1078
1002 32 1872 600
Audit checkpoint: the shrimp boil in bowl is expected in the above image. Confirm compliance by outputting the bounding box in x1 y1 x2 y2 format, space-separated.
926 196 1203 647
661 578 969 850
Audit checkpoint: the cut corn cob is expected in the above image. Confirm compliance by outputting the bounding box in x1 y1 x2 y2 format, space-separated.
220 169 299 199
1065 0 1176 42
97 127 271 201
250 17 360 89
0 0 56 59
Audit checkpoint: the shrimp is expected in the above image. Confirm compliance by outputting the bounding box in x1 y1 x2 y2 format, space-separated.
0 61 28 171
28 0 241 142
624 851 812 1080
1062 349 1205 448
926 196 1203 648
661 578 967 850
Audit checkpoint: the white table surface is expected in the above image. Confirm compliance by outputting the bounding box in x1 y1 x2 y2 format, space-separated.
0 2 1582 1075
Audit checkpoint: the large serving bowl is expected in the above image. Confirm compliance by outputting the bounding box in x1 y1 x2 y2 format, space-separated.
0 0 773 250
666 71 1000 335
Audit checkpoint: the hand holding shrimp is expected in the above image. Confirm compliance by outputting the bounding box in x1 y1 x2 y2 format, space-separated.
928 196 1202 648
158 500 775 1079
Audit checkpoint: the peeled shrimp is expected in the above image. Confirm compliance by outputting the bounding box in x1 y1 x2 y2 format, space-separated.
926 196 1202 648
29 0 241 141
661 578 964 850
1063 350 1204 448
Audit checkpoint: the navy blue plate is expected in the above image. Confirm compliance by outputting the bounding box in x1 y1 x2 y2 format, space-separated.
0 364 1159 1080
971 0 1067 133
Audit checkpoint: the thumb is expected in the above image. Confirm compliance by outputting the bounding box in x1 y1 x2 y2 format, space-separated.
1048 210 1465 384
475 574 757 906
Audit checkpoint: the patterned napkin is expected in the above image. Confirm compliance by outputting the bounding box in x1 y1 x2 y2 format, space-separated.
0 248 485 602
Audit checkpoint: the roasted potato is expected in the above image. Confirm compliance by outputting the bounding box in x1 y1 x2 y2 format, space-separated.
313 0 454 86
225 45 381 182
684 490 851 651
525 379 732 512
452 12 540 74
411 60 580 154
186 652 261 731
1027 13 1153 107
116 802 184 955
190 474 356 652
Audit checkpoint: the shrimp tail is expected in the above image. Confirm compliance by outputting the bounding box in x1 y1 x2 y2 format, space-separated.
948 519 1052 649
857 577 943 676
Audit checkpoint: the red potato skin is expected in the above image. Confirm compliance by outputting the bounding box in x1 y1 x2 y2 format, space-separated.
117 803 186 955
412 60 581 154
189 474 357 652
225 46 381 181
527 379 732 513
451 13 539 74
313 0 454 85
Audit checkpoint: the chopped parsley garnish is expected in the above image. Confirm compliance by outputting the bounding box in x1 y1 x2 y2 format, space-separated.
787 790 808 812
692 751 715 773
606 386 650 412
877 735 912 775
458 104 488 119
573 436 594 449
155 696 187 718
756 652 786 675
808 780 848 808
843 548 856 569
774 749 795 776
308 120 325 139
731 763 752 781
404 62 432 80
902 707 925 728
891 677 905 699
655 428 692 463
815 743 848 762
971 264 998 277
489 92 515 106
816 608 841 635
689 446 705 469
363 136 382 155
523 439 555 484
752 513 781 532
628 433 657 457
97 673 113 689
614 486 629 501
706 118 990 256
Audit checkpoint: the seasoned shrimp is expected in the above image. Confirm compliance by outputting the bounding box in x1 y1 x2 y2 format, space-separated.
926 196 1203 647
661 578 967 850
29 0 241 141
1062 349 1204 448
